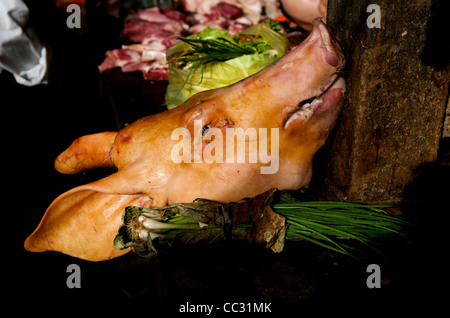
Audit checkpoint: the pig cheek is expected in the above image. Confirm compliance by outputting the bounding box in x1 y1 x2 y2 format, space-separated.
303 119 335 147
283 123 325 154
276 147 314 189
284 117 312 136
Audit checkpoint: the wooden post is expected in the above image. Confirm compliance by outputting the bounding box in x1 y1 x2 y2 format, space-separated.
324 0 449 203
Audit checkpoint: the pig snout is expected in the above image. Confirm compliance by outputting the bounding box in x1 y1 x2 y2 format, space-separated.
314 18 345 70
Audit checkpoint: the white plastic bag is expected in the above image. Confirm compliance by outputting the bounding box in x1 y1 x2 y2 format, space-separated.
0 0 48 86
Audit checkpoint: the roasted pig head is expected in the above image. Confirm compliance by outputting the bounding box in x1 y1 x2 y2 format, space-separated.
25 18 345 261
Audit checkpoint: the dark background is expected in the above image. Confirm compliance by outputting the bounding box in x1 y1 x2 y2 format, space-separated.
5 0 449 314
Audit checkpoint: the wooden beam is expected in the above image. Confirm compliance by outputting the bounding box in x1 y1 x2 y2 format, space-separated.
324 0 449 203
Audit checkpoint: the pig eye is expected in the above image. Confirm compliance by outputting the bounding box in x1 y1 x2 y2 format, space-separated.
201 124 210 137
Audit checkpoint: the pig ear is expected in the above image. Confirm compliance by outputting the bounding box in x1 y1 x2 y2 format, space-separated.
54 132 117 174
24 183 155 261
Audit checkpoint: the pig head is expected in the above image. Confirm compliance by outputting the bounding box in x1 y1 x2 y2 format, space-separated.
25 18 345 261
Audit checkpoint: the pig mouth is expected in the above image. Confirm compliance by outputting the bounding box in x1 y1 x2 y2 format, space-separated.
284 75 345 129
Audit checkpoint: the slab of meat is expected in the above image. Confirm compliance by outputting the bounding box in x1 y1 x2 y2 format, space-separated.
212 2 244 20
99 7 186 80
125 6 184 24
98 2 282 79
186 0 260 35
98 48 141 73
119 15 186 42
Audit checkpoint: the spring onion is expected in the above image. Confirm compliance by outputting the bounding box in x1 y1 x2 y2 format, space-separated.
114 190 411 261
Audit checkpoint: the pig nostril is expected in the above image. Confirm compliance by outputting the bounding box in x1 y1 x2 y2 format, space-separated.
314 21 343 68
323 49 340 68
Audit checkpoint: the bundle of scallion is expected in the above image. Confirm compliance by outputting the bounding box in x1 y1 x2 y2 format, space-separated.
114 189 411 261
274 201 410 260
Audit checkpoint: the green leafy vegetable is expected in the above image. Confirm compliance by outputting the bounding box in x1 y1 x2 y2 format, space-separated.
165 21 290 109
264 18 282 31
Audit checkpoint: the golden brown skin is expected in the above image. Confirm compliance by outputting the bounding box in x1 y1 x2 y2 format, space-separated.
54 132 117 174
25 19 345 261
24 191 152 261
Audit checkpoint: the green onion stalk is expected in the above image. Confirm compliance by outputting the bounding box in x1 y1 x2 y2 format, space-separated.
114 189 412 261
